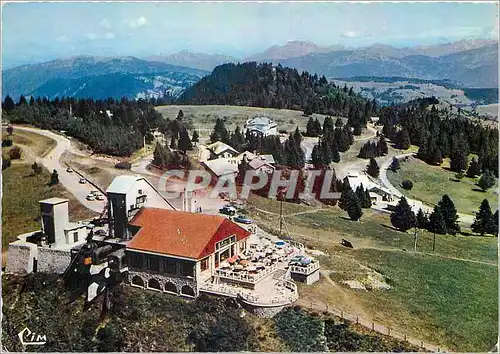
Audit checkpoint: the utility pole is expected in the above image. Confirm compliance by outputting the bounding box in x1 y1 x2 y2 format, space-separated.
413 202 418 253
413 225 418 254
279 197 283 235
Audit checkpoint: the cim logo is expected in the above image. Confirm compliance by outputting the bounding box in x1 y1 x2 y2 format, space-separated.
18 327 47 346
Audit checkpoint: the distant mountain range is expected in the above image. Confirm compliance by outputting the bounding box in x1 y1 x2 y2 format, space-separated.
2 56 207 100
275 44 497 88
146 50 238 71
2 39 497 101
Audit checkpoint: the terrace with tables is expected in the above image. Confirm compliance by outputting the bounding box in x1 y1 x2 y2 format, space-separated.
199 232 319 306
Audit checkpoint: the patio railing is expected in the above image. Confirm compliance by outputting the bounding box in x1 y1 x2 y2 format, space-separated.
199 278 299 306
215 262 279 284
290 262 320 275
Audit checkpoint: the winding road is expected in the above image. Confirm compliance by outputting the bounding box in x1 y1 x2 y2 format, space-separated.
14 126 106 213
378 152 474 226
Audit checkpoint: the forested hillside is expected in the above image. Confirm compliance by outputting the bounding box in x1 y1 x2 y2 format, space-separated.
1 96 169 156
178 62 373 118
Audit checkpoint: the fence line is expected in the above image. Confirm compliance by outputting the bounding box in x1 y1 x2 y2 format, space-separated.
301 299 446 353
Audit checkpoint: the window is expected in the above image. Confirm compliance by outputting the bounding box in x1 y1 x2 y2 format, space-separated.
163 258 177 275
138 189 143 195
180 261 194 277
73 232 78 243
130 253 143 269
130 204 134 210
201 257 209 272
231 236 236 243
148 255 160 272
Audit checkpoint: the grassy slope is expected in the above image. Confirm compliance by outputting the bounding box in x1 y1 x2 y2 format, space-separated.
2 164 98 248
2 129 98 251
247 194 498 351
156 105 329 137
387 157 498 215
3 129 57 157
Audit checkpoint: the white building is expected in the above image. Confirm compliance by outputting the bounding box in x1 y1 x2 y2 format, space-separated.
6 198 89 274
244 117 278 137
106 175 176 239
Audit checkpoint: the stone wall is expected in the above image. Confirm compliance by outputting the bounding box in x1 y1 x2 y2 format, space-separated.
238 299 287 318
128 270 198 298
37 248 72 273
5 243 38 273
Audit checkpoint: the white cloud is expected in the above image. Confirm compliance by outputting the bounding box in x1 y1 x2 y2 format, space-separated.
341 30 371 39
85 33 98 40
56 35 69 43
125 16 149 29
84 32 115 41
99 19 112 29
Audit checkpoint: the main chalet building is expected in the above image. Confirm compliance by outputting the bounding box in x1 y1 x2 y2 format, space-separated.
6 175 319 317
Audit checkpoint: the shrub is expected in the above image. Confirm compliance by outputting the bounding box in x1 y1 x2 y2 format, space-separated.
8 146 22 160
2 138 13 147
2 153 11 170
401 179 413 190
114 161 132 170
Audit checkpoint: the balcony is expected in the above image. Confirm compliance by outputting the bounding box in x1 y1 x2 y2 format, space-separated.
290 261 320 275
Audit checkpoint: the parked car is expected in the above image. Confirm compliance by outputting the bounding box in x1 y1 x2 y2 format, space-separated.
234 215 253 224
79 177 86 184
94 229 107 236
219 206 236 216
95 194 105 201
66 167 73 173
86 193 96 201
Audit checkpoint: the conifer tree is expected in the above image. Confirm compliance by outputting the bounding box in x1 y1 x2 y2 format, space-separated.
450 145 468 172
311 144 324 169
178 129 193 153
471 199 495 235
191 130 199 145
2 95 15 112
389 157 400 172
466 158 481 178
428 206 447 235
390 196 416 231
395 128 411 150
339 179 353 211
355 185 366 208
367 158 380 178
50 169 59 185
416 208 429 229
306 117 317 137
347 195 363 221
378 135 388 155
437 195 460 235
170 137 177 150
477 170 496 192
363 189 372 208
493 210 499 237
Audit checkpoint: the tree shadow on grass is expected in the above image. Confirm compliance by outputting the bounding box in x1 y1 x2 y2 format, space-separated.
380 223 403 233
471 188 487 193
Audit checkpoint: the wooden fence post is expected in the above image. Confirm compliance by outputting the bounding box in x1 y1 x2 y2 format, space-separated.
356 316 359 324
341 310 343 319
372 322 374 331
404 334 407 342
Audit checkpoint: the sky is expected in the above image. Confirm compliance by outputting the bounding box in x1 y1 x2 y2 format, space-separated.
2 1 498 68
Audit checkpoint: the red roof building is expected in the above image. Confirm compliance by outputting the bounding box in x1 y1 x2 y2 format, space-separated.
125 207 251 298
